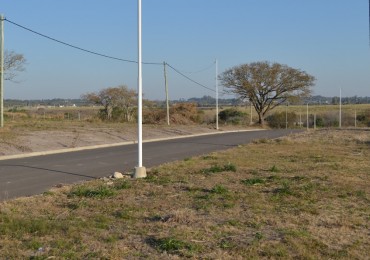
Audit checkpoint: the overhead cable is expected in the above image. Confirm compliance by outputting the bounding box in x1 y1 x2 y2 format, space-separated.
174 61 215 74
166 63 215 92
4 17 216 93
4 18 162 65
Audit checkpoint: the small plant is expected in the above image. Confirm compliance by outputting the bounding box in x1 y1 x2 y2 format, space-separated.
241 178 265 186
223 163 237 172
274 181 293 196
69 185 116 199
210 185 229 194
113 180 131 190
269 165 280 173
202 163 237 174
254 232 263 240
148 237 194 255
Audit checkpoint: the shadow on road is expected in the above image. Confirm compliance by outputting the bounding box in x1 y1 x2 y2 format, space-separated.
0 164 97 180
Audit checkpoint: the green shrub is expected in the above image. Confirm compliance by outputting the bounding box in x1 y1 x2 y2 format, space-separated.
218 108 246 125
266 111 297 128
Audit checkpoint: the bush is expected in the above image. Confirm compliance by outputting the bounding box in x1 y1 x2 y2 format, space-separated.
315 116 325 128
266 111 297 128
218 108 246 125
143 103 203 125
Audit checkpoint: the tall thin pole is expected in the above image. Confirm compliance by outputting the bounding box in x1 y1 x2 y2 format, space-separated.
250 102 253 125
285 103 288 129
134 0 146 178
163 62 169 126
215 59 219 130
339 88 342 128
306 103 309 130
355 109 357 128
0 15 4 128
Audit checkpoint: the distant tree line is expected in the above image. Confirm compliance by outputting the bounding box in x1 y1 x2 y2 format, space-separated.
5 95 370 108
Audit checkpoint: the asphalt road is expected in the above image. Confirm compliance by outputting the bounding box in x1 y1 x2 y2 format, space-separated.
0 129 301 201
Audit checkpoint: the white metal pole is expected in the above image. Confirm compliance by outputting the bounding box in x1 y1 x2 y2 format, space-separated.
134 0 146 178
285 103 288 129
215 59 219 130
306 103 309 130
0 15 4 128
250 102 253 125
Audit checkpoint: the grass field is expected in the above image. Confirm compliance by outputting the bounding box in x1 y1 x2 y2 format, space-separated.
0 129 369 259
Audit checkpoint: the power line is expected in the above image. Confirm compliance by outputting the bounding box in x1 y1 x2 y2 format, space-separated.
166 62 215 92
4 17 217 93
174 61 215 74
4 17 162 65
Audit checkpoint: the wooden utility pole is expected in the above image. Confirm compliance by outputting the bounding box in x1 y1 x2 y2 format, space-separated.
163 62 170 125
0 15 4 128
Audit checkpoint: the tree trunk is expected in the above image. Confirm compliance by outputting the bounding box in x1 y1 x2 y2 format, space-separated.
258 112 265 126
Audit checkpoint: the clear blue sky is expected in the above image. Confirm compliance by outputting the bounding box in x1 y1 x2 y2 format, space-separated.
2 0 369 100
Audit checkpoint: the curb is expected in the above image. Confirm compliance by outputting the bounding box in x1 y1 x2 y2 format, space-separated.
0 129 264 161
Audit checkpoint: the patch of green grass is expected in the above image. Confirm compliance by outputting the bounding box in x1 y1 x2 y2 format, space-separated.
147 237 195 256
219 239 236 249
113 209 133 220
273 181 294 197
269 165 280 173
202 155 217 160
144 170 172 185
210 185 229 194
201 163 237 174
241 178 266 186
113 180 131 190
42 191 55 196
69 185 116 199
254 232 263 240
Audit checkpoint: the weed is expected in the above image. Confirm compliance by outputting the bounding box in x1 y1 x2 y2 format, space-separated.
254 232 263 240
202 163 237 174
69 185 116 199
241 178 265 186
147 237 194 255
223 162 237 172
42 191 55 196
226 220 240 226
113 209 132 220
210 185 229 194
269 165 280 173
219 239 236 249
273 181 293 196
113 180 131 190
145 173 172 185
202 155 217 160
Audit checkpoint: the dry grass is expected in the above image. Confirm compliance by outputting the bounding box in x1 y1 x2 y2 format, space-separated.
0 130 369 259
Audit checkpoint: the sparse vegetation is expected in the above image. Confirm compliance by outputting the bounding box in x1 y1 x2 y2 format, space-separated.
0 129 369 258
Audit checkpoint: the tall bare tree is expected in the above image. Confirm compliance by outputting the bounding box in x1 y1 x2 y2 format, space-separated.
220 61 315 125
83 85 137 122
4 50 26 81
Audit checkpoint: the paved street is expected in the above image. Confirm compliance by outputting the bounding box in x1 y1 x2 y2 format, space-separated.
0 129 301 201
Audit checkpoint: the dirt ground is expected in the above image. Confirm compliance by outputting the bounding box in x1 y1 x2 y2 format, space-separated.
0 123 250 156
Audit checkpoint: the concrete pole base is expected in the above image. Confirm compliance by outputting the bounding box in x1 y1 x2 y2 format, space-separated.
133 166 147 179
